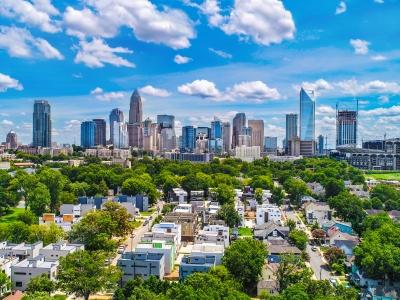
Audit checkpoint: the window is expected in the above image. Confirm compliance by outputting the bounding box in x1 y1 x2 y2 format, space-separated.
15 282 22 287
14 272 26 275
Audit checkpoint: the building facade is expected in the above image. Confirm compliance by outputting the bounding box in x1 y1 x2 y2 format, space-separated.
181 126 196 152
336 110 357 148
265 136 278 153
232 113 246 148
285 114 298 152
32 100 51 147
6 131 17 149
299 88 315 156
129 90 143 124
93 119 106 146
248 120 264 150
222 122 231 153
80 121 96 148
109 108 124 145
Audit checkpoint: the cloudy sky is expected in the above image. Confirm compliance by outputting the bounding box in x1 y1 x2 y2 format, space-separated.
0 0 400 146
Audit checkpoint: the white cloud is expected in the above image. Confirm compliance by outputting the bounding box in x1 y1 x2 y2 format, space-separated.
295 79 334 95
316 105 336 115
90 87 126 101
64 119 81 131
200 0 225 27
209 48 232 59
212 0 295 46
139 85 170 97
350 39 370 55
64 0 196 49
228 81 281 101
360 105 400 117
1 119 13 126
371 55 388 61
374 0 384 3
178 79 281 102
0 0 60 33
335 1 347 15
0 26 63 59
178 79 221 98
0 73 24 92
74 38 134 68
336 79 400 95
174 54 192 64
379 95 389 103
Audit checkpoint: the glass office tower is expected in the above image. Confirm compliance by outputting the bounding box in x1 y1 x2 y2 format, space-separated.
32 100 51 147
81 121 96 148
181 126 196 152
300 88 315 142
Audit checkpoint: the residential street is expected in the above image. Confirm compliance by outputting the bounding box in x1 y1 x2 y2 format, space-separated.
283 205 331 280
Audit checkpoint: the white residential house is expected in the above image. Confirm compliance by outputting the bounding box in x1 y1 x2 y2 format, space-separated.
191 243 224 265
0 255 18 296
256 204 282 226
135 240 176 275
196 225 230 248
146 223 182 249
235 200 245 226
11 255 59 291
174 203 193 214
0 242 43 261
39 242 84 262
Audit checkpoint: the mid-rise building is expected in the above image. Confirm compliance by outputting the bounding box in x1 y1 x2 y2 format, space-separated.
299 88 315 156
336 110 357 148
93 119 106 146
248 120 264 149
265 136 278 153
127 123 143 148
80 121 96 148
32 100 51 148
234 145 261 162
6 131 18 149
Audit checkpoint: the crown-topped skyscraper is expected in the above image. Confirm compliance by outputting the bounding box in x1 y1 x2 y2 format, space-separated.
129 89 143 124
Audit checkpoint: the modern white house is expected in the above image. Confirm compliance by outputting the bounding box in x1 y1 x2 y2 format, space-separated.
0 255 18 296
135 240 175 274
196 225 230 248
148 223 182 249
174 203 193 214
39 242 84 262
191 243 224 265
11 255 59 291
0 242 43 261
256 204 282 226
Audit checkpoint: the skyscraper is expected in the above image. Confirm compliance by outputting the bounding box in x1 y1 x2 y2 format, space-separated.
248 120 264 149
6 131 17 149
181 126 196 152
81 121 96 148
109 108 124 144
157 115 176 151
129 90 143 124
32 100 51 147
211 118 223 139
285 114 298 152
264 136 278 153
299 88 315 156
232 113 246 148
157 115 175 131
336 110 357 147
222 122 231 154
93 119 106 146
318 134 325 155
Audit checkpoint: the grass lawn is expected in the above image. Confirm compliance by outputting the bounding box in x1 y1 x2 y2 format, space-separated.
366 172 400 181
238 227 253 237
53 295 67 300
0 207 25 224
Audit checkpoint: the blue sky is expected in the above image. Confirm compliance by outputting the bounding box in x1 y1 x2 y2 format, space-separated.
0 0 400 146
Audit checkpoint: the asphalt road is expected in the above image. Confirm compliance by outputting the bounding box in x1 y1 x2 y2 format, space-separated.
283 205 331 280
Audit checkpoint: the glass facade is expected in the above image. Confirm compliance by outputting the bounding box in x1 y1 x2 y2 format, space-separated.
181 126 195 152
109 108 124 144
336 110 357 147
300 88 315 142
32 100 51 147
285 113 298 149
81 121 96 148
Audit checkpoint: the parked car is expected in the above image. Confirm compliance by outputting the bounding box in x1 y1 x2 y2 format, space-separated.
117 245 125 254
312 246 318 251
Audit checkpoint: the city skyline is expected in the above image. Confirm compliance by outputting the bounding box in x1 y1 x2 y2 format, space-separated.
1 0 400 146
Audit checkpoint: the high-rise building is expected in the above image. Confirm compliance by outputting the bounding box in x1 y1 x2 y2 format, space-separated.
196 127 211 139
129 90 143 124
248 120 264 149
300 88 315 156
182 126 196 152
211 118 223 139
81 121 96 148
109 108 124 144
317 135 325 155
232 113 246 148
264 136 278 153
93 119 106 146
157 115 175 151
222 122 231 154
32 100 51 147
6 131 17 149
285 114 298 151
157 115 175 131
127 123 143 148
336 110 357 147
142 118 158 152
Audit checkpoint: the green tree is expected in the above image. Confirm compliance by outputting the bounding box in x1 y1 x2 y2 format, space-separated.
17 210 38 225
289 230 308 251
284 178 310 206
255 188 264 204
217 203 241 228
215 184 235 205
324 178 345 199
324 247 345 266
0 272 11 295
58 250 121 300
223 238 267 293
276 254 312 291
286 219 296 232
121 177 158 204
21 292 54 300
26 274 56 295
26 183 51 216
59 191 76 204
102 201 133 237
38 168 67 212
